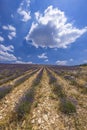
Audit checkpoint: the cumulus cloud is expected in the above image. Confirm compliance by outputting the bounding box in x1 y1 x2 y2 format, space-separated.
56 60 67 65
2 25 16 32
38 53 48 59
0 44 17 62
0 44 14 52
18 9 31 22
26 6 87 48
2 25 16 40
0 36 4 42
17 0 31 22
8 32 16 40
0 44 32 63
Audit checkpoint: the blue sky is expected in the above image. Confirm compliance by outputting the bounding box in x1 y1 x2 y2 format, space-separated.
0 0 87 65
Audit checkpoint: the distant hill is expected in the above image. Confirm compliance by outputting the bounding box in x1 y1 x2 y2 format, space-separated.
80 63 87 66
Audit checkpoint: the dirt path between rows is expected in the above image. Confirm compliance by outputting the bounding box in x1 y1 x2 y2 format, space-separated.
28 69 65 130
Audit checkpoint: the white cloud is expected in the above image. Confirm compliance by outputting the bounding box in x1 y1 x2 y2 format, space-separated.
8 32 16 40
2 25 9 30
0 36 4 42
15 61 32 64
2 25 16 31
8 35 13 40
7 25 16 31
0 44 17 62
70 58 73 62
0 52 17 62
17 0 31 22
56 60 67 65
26 6 87 48
83 60 87 63
2 25 16 40
18 57 22 60
26 0 30 7
11 14 14 18
45 59 48 62
38 53 48 59
18 9 31 22
0 44 32 63
0 44 14 52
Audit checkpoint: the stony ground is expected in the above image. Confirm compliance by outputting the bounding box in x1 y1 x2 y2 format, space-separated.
29 70 65 130
0 65 87 130
0 69 41 124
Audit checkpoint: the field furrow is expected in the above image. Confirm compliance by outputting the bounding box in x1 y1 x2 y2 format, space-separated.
0 64 87 130
47 68 87 130
0 68 37 86
0 69 38 100
0 68 42 126
22 69 65 130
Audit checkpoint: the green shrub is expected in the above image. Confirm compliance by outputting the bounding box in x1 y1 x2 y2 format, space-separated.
70 80 78 86
52 84 66 98
47 70 57 84
17 101 31 120
16 70 43 121
33 101 38 108
81 88 87 94
49 76 57 84
60 99 76 115
0 88 11 99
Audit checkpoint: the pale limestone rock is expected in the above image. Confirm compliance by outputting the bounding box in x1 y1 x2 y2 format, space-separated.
31 119 35 124
38 118 42 124
43 114 48 121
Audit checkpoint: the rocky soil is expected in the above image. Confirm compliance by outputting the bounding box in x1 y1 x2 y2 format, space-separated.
0 65 87 130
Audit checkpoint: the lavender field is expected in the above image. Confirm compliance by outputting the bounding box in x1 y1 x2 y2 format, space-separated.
0 64 87 130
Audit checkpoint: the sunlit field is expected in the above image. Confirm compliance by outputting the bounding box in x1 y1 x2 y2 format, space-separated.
0 64 87 130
